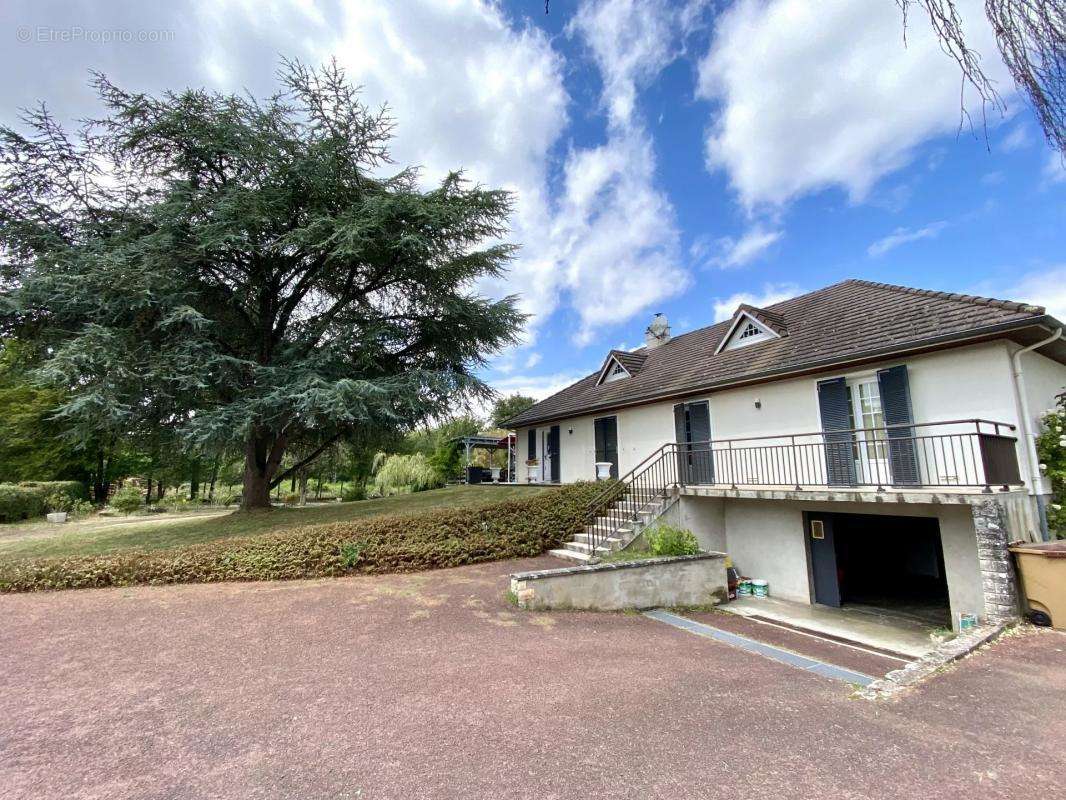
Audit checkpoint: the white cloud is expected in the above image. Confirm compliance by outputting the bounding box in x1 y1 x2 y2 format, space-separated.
490 371 593 402
1044 152 1066 185
999 124 1031 152
696 0 1011 208
697 225 783 269
323 0 694 349
867 220 948 257
554 0 694 344
568 0 675 128
1002 265 1066 321
553 131 690 344
712 282 802 322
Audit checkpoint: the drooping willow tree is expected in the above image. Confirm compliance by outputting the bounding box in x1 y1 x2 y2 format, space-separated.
898 0 1064 153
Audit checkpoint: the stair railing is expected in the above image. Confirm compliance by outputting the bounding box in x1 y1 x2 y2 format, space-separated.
584 443 680 557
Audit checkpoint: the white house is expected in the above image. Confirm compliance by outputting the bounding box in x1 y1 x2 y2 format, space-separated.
504 280 1066 630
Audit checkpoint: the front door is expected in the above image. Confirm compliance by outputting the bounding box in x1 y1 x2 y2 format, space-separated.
594 416 619 479
807 512 841 607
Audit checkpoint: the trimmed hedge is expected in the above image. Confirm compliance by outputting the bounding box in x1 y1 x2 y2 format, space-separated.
0 482 88 523
0 482 608 593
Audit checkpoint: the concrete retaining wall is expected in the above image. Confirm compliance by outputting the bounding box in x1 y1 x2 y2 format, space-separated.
510 553 728 611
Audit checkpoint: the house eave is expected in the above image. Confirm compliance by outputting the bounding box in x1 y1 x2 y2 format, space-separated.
503 316 1062 429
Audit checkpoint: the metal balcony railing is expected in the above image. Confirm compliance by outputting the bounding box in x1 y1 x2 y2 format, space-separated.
583 419 1022 558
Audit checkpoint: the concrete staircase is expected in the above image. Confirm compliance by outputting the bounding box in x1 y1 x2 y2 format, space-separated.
549 493 675 565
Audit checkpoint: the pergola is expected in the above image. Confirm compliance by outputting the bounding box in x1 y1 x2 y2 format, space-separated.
451 433 516 484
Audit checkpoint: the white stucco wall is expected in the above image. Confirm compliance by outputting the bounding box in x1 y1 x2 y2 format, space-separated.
717 499 811 603
1019 349 1066 424
514 340 1066 488
678 495 988 624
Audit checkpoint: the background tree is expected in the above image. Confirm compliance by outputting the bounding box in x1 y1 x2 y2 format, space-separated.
490 393 535 429
0 60 524 509
0 341 89 484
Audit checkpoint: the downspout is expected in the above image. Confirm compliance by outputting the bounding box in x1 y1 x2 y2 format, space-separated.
1010 326 1064 541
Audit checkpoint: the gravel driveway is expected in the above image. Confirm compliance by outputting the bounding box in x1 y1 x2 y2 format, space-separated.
1 556 1064 799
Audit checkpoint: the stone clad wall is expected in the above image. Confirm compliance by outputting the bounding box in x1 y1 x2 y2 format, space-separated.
510 553 728 611
972 499 1021 623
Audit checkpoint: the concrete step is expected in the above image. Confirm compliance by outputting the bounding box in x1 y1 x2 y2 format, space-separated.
564 541 615 555
615 499 663 512
549 548 592 564
573 532 623 547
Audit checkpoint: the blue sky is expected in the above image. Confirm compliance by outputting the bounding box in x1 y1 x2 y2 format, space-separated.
3 0 1064 408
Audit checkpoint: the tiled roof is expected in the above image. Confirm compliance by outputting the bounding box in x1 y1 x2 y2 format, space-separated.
504 279 1050 428
609 349 648 375
737 304 788 336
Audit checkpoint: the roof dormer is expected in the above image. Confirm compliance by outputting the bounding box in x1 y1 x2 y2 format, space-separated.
596 349 648 386
715 304 787 354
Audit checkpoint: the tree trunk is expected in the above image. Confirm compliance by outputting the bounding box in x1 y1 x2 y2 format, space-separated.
145 477 153 505
156 481 165 501
243 468 273 509
298 471 309 506
207 457 220 501
92 445 109 503
241 429 288 510
189 458 201 500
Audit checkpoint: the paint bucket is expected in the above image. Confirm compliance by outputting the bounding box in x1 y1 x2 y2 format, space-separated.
751 580 769 598
737 580 753 596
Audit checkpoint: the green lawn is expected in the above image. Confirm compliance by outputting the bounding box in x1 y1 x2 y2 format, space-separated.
0 485 550 561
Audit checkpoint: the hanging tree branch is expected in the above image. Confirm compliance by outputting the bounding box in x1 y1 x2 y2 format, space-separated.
898 1 1065 154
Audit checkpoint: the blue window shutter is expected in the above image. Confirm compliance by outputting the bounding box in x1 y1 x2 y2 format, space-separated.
674 403 688 483
673 403 686 444
527 429 536 460
877 365 920 485
549 425 561 483
817 378 857 486
686 402 714 484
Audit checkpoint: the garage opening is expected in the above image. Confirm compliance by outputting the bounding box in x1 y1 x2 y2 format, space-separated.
807 512 950 627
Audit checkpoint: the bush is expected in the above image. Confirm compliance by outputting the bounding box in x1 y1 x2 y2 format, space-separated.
645 524 701 557
371 453 443 496
0 484 49 523
45 491 74 513
341 484 366 502
109 486 145 515
282 492 301 506
0 483 608 592
17 481 87 503
1037 398 1066 538
215 488 241 507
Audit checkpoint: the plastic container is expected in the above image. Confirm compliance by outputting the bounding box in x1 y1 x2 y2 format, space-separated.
737 579 753 596
751 579 769 598
1009 541 1066 629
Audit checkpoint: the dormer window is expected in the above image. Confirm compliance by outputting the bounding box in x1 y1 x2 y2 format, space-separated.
738 321 761 340
596 349 646 385
603 359 630 383
714 307 785 354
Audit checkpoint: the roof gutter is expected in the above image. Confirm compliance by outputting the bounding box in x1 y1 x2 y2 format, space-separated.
1010 325 1063 541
